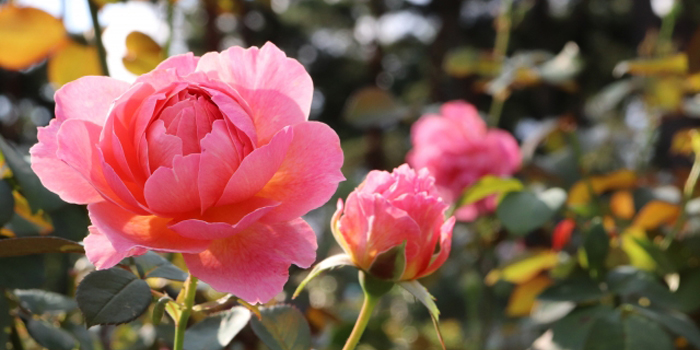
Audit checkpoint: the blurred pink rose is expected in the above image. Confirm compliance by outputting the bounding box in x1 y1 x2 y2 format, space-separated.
407 100 521 221
30 43 345 303
331 164 455 281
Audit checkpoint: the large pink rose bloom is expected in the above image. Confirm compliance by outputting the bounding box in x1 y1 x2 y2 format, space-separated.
30 43 344 303
331 164 455 281
407 100 521 221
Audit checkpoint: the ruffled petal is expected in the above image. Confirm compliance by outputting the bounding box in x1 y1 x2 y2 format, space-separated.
415 216 455 279
256 122 345 222
183 218 317 303
88 201 211 254
83 226 147 269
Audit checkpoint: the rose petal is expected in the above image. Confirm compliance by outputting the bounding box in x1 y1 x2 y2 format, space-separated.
183 218 317 303
256 122 345 222
88 201 210 254
416 216 455 279
196 42 313 143
198 120 243 210
54 76 130 125
146 119 183 171
83 226 147 269
135 53 200 91
170 197 280 240
30 119 103 204
144 154 201 216
215 126 294 207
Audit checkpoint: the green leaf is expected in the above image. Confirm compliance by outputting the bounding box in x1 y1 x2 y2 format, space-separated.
183 307 251 350
250 304 312 350
0 293 10 348
0 136 65 213
293 254 354 299
623 313 674 350
631 238 676 274
496 191 557 236
76 268 152 327
550 304 613 350
632 305 700 348
0 237 84 257
0 255 45 288
49 204 89 242
0 180 14 227
606 267 678 309
459 176 523 206
129 252 187 281
674 269 700 312
23 317 77 350
583 309 624 350
368 241 406 281
14 289 77 315
399 280 440 321
343 87 405 128
584 222 609 278
538 276 604 303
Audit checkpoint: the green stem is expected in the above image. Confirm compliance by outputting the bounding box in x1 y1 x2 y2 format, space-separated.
657 1 680 56
173 275 198 350
488 0 513 127
164 0 175 56
341 292 380 350
87 0 110 76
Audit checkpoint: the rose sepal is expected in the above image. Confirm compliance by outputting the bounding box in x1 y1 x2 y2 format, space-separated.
399 280 446 350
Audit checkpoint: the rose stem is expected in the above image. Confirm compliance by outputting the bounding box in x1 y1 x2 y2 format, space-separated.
173 274 198 350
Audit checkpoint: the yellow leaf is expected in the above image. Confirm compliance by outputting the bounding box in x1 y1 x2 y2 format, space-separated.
505 275 553 317
632 200 680 230
122 31 164 76
647 77 684 110
443 47 500 78
0 5 67 70
0 151 11 179
610 190 635 220
671 129 700 156
568 170 637 206
621 228 656 271
12 191 53 234
459 176 523 206
47 41 103 87
613 53 688 77
485 250 559 286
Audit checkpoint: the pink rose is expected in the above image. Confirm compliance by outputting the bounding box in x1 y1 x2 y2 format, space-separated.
30 43 345 303
407 100 521 221
331 164 455 281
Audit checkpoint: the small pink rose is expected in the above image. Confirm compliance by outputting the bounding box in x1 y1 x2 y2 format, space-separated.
407 100 521 221
30 43 345 303
331 164 455 281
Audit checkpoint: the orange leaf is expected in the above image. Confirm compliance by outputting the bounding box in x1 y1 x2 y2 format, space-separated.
632 200 680 230
122 31 164 76
568 170 637 206
506 275 553 317
47 41 103 87
610 190 635 220
0 5 67 70
485 250 559 286
12 191 53 234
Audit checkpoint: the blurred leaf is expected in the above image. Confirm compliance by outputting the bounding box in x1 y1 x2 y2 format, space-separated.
539 276 605 303
23 317 77 350
0 237 83 257
11 190 54 235
606 267 678 309
0 136 65 213
0 255 44 288
0 292 9 347
584 222 609 278
506 275 553 317
530 300 576 324
632 306 700 348
610 190 635 220
583 309 624 350
76 268 152 327
485 250 559 285
293 254 354 299
459 176 523 207
497 191 557 236
670 128 700 156
48 40 102 87
539 187 568 211
538 42 583 84
585 79 641 118
568 170 637 206
0 180 14 227
687 27 700 74
122 31 164 75
343 87 405 128
250 305 311 350
613 54 688 77
674 269 700 313
130 252 187 281
0 152 11 179
183 307 251 350
552 219 575 251
443 47 499 78
14 289 77 315
550 304 613 350
65 322 95 350
49 204 89 242
620 232 657 271
0 5 67 70
631 201 679 230
623 312 674 350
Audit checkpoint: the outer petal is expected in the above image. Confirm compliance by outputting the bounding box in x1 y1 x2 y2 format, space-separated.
196 42 313 143
54 76 130 124
83 226 147 269
135 53 200 91
183 218 317 303
88 201 211 254
30 119 103 204
415 216 455 279
256 122 345 222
